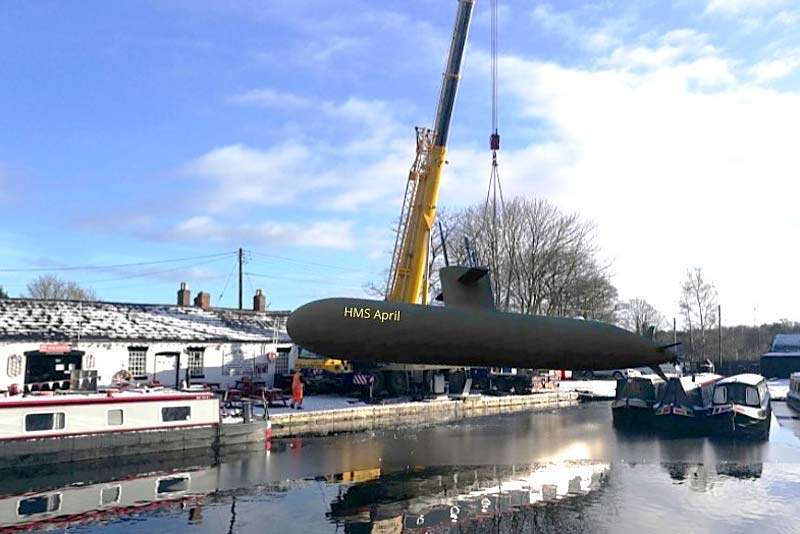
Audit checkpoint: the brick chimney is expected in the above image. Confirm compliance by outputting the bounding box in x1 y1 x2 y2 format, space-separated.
193 291 210 310
177 282 191 307
253 288 266 312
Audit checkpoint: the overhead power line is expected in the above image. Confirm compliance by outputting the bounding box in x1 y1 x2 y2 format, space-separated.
248 250 357 273
76 256 234 285
0 251 237 273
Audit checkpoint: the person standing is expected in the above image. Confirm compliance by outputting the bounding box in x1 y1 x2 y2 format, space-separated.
290 370 304 410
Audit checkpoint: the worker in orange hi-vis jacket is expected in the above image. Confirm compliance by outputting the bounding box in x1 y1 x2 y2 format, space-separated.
290 370 304 410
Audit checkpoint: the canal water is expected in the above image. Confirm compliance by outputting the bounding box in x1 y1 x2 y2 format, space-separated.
2 401 799 533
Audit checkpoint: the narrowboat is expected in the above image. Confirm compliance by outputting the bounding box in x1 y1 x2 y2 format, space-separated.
652 373 722 436
787 372 800 412
708 374 771 440
611 375 664 429
0 466 218 531
0 387 266 468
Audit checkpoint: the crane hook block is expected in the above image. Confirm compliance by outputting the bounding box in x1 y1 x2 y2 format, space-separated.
490 133 500 151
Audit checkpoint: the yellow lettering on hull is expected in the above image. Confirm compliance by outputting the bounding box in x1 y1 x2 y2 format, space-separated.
343 307 401 323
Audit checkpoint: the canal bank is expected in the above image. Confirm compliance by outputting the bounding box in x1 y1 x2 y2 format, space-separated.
269 390 578 437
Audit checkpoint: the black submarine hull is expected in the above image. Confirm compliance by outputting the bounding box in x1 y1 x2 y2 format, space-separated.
287 298 673 370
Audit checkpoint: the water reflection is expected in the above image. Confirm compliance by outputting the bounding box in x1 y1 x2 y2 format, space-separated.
326 462 609 533
0 402 798 533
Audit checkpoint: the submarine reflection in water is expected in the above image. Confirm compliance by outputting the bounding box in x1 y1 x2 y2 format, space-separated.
288 298 675 370
326 461 610 533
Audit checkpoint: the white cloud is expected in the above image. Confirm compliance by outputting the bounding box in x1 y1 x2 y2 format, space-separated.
227 88 311 109
170 216 356 249
749 50 800 83
181 143 330 211
439 30 800 325
530 4 627 52
706 0 786 15
185 95 417 216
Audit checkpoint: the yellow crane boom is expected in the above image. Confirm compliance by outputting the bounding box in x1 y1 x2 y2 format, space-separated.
386 0 475 304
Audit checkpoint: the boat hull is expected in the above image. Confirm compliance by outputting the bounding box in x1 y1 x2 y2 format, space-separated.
652 407 709 437
611 401 655 429
788 393 800 412
707 409 771 440
0 421 268 469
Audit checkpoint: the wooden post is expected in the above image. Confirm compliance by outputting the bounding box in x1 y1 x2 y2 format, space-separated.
718 304 722 372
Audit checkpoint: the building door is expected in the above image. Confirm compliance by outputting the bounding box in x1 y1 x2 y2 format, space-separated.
24 350 84 390
155 352 181 388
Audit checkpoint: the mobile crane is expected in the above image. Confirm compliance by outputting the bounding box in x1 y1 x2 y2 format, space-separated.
386 0 474 304
292 0 476 397
363 0 476 395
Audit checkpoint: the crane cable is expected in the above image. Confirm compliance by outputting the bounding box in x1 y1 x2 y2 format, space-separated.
486 0 504 213
484 0 508 308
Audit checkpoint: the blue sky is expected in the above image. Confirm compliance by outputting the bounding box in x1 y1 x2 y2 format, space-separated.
2 0 800 325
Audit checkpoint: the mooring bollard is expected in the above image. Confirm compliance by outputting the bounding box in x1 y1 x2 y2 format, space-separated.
243 400 252 424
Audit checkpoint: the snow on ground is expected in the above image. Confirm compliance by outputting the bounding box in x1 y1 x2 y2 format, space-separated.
267 394 368 414
557 380 616 399
768 379 789 401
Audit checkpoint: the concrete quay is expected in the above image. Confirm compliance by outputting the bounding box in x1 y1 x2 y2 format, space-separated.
269 391 579 438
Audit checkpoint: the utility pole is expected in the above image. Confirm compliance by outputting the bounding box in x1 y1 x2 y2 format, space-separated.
673 317 677 345
238 248 243 310
718 304 722 372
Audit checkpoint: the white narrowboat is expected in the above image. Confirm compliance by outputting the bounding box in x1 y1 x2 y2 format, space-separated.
0 467 218 531
0 389 222 468
708 374 771 440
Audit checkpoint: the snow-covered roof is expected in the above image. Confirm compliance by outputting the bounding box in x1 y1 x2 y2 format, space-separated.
716 373 765 386
0 298 291 343
763 333 800 356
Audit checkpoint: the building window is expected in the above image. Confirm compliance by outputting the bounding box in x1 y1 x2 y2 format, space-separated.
25 413 66 432
161 406 191 422
107 409 124 426
187 348 205 377
275 348 290 374
128 347 148 378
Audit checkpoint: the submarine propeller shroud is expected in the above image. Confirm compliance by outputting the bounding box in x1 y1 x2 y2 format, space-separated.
287 297 675 371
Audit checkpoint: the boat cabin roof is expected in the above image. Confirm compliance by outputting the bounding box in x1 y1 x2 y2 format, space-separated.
0 388 213 408
678 373 722 390
715 373 765 387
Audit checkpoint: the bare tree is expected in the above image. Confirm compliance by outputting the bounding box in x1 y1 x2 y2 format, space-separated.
679 267 718 360
446 197 618 320
0 286 8 299
27 274 97 301
620 298 665 335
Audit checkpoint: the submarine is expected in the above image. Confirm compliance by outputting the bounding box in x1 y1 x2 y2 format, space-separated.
287 266 676 371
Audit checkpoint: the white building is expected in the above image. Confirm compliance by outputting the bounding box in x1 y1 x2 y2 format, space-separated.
0 285 294 392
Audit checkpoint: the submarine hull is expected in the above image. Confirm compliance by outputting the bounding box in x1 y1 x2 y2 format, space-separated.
287 298 673 370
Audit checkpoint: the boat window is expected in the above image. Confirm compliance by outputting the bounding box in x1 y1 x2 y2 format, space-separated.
746 386 760 407
25 412 66 432
758 382 767 402
157 475 190 494
100 485 121 505
161 406 191 422
17 494 61 516
107 409 124 426
713 386 727 405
